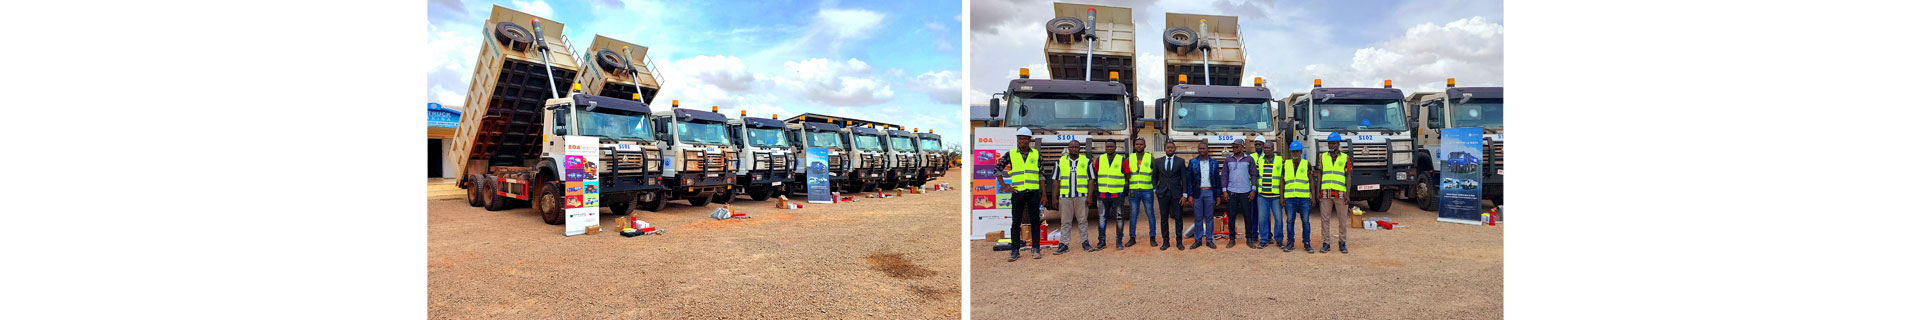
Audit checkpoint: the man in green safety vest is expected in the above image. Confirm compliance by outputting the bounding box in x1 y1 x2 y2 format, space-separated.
1125 137 1156 249
1252 136 1283 249
997 127 1044 261
1316 132 1354 254
1054 140 1093 255
1092 140 1130 251
1281 140 1313 253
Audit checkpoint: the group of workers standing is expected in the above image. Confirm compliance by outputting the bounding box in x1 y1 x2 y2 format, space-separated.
997 127 1357 262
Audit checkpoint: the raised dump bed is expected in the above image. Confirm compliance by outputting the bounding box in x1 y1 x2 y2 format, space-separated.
1161 12 1245 99
1042 2 1138 98
573 35 663 104
450 5 581 179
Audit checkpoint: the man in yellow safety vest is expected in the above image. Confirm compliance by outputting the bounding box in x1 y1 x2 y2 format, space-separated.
1252 136 1284 249
1281 140 1313 253
1054 140 1093 255
1092 140 1130 251
1316 132 1353 254
997 127 1044 261
1125 137 1156 248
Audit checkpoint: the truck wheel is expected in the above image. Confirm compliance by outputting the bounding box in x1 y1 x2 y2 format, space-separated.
464 176 484 207
605 197 636 219
712 191 734 204
1370 191 1394 212
1045 17 1085 43
1164 27 1198 51
596 49 630 72
1413 173 1443 210
687 195 711 207
483 181 511 211
493 22 532 51
639 193 667 212
749 187 772 201
538 182 563 225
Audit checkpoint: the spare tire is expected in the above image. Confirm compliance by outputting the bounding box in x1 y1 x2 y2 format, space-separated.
596 49 630 73
1164 27 1197 52
1045 17 1085 44
494 22 533 51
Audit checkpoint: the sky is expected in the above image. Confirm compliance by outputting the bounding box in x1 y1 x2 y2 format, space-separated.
429 0 964 149
969 0 1503 106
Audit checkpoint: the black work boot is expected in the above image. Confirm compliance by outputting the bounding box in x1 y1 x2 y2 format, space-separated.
1283 240 1294 252
1185 240 1199 250
1320 242 1331 253
1054 245 1069 255
1081 241 1092 252
1150 237 1158 248
1226 238 1237 249
1094 237 1106 251
1127 237 1137 248
1304 241 1314 254
1340 241 1348 254
1206 240 1218 249
1160 240 1171 251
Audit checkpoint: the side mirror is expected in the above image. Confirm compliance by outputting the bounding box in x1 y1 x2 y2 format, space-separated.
1294 122 1305 131
988 98 1000 118
1131 100 1144 119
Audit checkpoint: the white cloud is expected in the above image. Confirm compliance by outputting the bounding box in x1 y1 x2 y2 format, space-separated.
510 0 553 18
675 55 754 91
775 58 894 106
1304 17 1504 91
818 8 884 41
910 70 961 104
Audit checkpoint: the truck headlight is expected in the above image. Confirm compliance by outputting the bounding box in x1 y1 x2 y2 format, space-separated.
1391 141 1412 151
1391 152 1412 165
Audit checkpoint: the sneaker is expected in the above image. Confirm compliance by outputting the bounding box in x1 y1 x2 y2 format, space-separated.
1034 247 1044 259
1304 242 1314 254
1094 241 1106 252
1008 251 1020 262
1126 238 1137 248
1082 241 1093 252
1226 239 1237 249
1282 243 1293 252
1150 238 1159 247
1160 242 1170 251
1054 246 1069 255
1340 241 1348 254
1320 242 1331 253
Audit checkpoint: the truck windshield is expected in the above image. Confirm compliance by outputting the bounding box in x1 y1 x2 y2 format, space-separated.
1003 95 1126 130
918 139 941 151
1314 100 1409 131
1171 101 1272 131
559 110 655 141
746 128 789 147
889 136 916 152
853 134 883 150
1450 103 1503 129
805 131 844 149
676 121 732 145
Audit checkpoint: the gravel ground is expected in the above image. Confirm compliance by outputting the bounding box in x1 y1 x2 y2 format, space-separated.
969 200 1502 319
429 176 961 319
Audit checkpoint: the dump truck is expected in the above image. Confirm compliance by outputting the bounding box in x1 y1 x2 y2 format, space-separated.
566 34 673 212
1406 80 1503 210
1155 12 1275 160
914 129 948 186
783 116 852 194
723 111 797 201
844 124 888 193
652 104 740 207
982 2 1146 210
880 127 920 190
1279 79 1417 212
451 6 667 225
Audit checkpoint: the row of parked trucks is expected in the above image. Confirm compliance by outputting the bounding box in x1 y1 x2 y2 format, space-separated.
981 2 1503 214
449 5 949 226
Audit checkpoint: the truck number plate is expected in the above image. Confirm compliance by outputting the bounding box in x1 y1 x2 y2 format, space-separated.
707 173 719 177
1497 169 1504 175
771 182 782 186
1353 135 1379 142
1357 184 1380 191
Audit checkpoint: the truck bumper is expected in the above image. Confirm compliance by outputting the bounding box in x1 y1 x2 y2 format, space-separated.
1347 167 1415 198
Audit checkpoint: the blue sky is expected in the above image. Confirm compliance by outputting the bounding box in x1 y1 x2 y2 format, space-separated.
429 0 963 149
969 0 1503 104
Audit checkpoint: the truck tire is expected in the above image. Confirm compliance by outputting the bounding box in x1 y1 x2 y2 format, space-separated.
639 192 667 212
1045 17 1085 43
483 181 511 211
539 182 564 225
596 49 630 72
464 176 484 207
749 187 772 201
1370 191 1394 212
687 195 711 207
1416 175 1438 212
605 196 635 219
711 191 734 204
1164 27 1198 51
494 22 532 51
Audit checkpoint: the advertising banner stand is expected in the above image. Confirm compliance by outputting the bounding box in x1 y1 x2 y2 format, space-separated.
564 136 602 236
806 147 832 203
969 128 1016 240
1437 128 1483 224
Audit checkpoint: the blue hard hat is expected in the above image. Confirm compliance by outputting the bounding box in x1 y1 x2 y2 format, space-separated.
1288 141 1303 151
1326 132 1343 142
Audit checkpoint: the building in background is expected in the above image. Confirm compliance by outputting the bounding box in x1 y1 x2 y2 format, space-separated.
428 102 463 178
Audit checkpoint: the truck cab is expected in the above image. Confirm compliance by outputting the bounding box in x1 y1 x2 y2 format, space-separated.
881 128 919 190
1281 79 1417 212
785 118 850 194
915 130 947 186
987 73 1143 209
1407 81 1503 208
1156 13 1270 157
844 125 888 193
651 104 739 207
724 112 796 202
541 92 668 214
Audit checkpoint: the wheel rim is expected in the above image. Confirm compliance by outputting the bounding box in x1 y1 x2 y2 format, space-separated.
540 187 559 215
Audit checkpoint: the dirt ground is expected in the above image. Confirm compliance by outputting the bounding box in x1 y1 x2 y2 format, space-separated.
969 199 1502 319
429 176 961 319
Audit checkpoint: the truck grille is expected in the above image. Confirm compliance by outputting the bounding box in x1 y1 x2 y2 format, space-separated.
681 150 727 172
828 155 843 171
612 152 652 175
1484 141 1504 172
897 154 914 167
1349 144 1391 167
754 153 791 171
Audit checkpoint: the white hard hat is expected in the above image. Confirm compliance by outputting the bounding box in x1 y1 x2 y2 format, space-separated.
1254 136 1268 142
1015 127 1033 137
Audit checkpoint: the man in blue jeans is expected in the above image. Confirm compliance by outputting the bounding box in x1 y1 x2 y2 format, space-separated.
1251 137 1284 249
1124 138 1157 248
1187 146 1223 249
1280 140 1314 253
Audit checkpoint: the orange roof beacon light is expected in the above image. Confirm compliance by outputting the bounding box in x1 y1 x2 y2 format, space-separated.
672 100 680 108
632 93 641 100
1109 71 1120 81
1447 78 1456 88
570 83 582 92
1178 74 1189 84
1254 77 1265 87
1384 80 1393 88
1313 79 1322 88
1019 68 1030 79
772 114 778 119
740 110 747 117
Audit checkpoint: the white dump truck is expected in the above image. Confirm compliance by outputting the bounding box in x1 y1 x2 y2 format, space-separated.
1405 79 1503 210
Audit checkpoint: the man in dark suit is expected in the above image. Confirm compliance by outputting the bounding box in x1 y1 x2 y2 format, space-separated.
1153 139 1190 250
1188 144 1225 249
